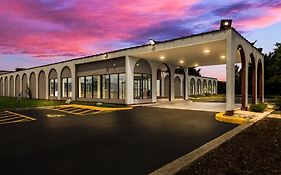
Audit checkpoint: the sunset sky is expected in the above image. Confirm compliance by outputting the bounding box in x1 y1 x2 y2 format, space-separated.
0 0 281 81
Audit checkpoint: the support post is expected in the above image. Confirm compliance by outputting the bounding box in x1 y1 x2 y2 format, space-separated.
125 56 135 105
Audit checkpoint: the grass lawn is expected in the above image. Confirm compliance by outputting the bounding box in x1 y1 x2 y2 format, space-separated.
0 97 128 110
0 97 65 110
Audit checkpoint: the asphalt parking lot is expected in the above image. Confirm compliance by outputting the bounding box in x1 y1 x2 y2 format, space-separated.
0 107 237 175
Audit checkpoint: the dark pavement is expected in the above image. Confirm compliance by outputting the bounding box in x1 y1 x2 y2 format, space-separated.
0 107 237 175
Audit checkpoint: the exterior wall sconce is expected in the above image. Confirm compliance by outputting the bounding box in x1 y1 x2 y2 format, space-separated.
220 19 232 30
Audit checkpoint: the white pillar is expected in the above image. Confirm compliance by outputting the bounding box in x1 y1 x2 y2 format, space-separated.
125 56 136 104
148 61 158 103
184 68 189 100
7 77 10 97
245 57 249 108
169 65 175 101
71 65 76 101
261 59 265 102
253 60 258 104
35 74 39 99
57 73 61 100
226 30 236 114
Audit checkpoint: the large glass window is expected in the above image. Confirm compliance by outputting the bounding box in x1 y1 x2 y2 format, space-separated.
134 73 151 99
119 74 126 99
54 79 58 97
102 75 110 98
85 76 92 98
110 74 118 99
49 78 58 97
93 76 101 98
62 78 72 97
79 77 85 98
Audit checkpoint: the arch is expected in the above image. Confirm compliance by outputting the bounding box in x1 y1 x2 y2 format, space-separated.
213 81 216 94
4 76 8 96
257 59 263 102
134 59 152 99
174 66 186 99
22 74 28 98
174 76 181 98
157 63 171 100
61 66 71 78
208 80 212 94
190 78 195 95
0 77 3 96
38 70 46 99
197 79 201 95
29 72 36 98
237 45 247 109
203 79 207 94
49 68 58 79
49 68 58 97
15 75 20 97
10 76 14 97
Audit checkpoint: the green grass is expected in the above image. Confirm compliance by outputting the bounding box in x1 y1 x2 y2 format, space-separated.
70 101 128 108
0 97 64 110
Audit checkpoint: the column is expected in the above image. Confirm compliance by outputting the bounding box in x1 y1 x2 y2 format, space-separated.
125 56 135 105
35 74 39 99
57 72 61 100
149 61 158 103
184 68 189 100
169 65 175 101
252 61 257 104
261 59 264 102
71 65 76 101
226 31 236 115
45 71 49 100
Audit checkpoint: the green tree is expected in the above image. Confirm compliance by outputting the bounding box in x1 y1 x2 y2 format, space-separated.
264 42 281 96
188 67 201 76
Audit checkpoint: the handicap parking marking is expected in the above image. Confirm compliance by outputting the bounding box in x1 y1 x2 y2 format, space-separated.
0 111 36 125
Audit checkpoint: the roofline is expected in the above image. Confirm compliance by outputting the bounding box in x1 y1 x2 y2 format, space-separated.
0 28 262 76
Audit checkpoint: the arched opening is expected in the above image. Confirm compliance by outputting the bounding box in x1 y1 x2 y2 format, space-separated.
208 80 212 94
61 66 72 98
0 77 3 96
190 78 195 95
257 59 263 102
203 79 207 94
29 72 36 98
248 54 256 104
22 74 28 98
197 79 201 95
4 77 8 96
157 63 171 100
213 81 216 94
49 69 58 98
174 76 181 98
15 75 20 97
236 45 247 110
10 76 14 97
174 67 185 99
38 70 46 99
134 59 152 100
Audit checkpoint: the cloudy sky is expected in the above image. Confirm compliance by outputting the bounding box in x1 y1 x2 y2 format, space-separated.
0 0 281 80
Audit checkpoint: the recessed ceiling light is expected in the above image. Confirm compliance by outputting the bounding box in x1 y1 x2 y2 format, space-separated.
179 60 184 64
220 55 226 59
136 63 139 66
204 49 210 53
194 64 199 67
160 56 165 60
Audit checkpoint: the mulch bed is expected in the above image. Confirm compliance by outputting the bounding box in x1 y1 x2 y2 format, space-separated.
177 117 281 175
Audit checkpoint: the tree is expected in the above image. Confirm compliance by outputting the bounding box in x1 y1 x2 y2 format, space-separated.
188 67 201 76
264 42 281 96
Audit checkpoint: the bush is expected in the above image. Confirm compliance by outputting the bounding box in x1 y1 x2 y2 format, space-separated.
274 98 281 111
250 103 268 112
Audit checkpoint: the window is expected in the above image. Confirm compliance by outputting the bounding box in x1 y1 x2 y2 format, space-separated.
93 76 101 98
49 78 58 97
102 75 109 98
110 74 118 99
79 77 85 98
62 78 72 97
119 74 126 99
85 76 92 98
134 73 151 99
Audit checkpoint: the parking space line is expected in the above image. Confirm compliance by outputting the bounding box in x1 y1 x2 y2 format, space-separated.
76 109 94 114
0 114 16 119
0 111 36 125
0 116 23 122
5 111 36 121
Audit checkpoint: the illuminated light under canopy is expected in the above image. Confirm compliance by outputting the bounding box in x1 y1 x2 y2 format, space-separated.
179 60 184 64
160 56 165 60
194 64 199 67
104 53 109 58
204 49 210 53
220 55 226 59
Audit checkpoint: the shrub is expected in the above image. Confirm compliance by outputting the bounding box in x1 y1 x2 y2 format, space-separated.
250 103 268 112
274 97 281 111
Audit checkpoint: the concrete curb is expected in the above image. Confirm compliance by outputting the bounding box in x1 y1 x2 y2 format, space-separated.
215 112 248 124
149 110 273 175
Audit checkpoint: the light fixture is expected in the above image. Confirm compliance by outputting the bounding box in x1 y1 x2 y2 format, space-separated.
113 63 116 67
136 63 139 66
220 19 232 30
104 53 109 58
179 60 184 64
194 64 199 67
148 39 156 45
160 56 165 60
204 49 210 54
220 55 226 59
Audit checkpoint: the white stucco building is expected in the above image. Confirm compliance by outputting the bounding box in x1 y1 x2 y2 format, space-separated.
0 27 264 114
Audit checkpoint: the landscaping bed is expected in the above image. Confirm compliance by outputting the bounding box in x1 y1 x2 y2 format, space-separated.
177 117 281 175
